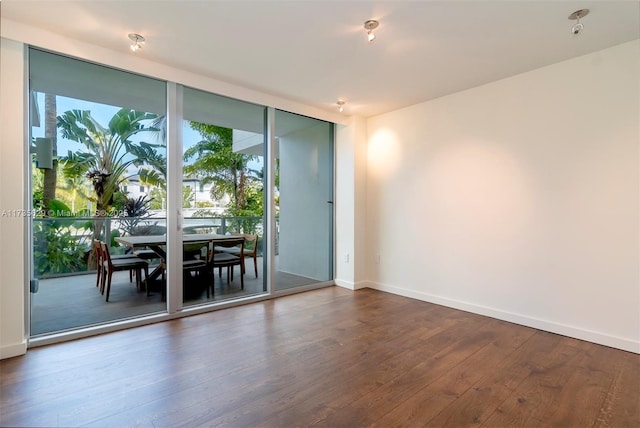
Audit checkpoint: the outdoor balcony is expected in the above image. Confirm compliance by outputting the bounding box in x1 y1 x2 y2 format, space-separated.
30 216 324 336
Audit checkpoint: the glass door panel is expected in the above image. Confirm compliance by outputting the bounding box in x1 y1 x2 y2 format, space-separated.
181 87 266 306
274 110 334 290
28 49 167 336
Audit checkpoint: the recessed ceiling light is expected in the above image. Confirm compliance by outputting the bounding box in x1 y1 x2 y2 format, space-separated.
364 20 379 43
128 33 145 52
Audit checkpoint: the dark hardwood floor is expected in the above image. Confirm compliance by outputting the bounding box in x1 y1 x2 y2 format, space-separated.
1 287 638 427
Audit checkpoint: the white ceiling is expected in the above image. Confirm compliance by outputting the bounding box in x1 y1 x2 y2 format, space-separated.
2 1 639 117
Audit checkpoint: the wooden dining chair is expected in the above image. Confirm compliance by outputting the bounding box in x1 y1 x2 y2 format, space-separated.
208 236 245 292
94 239 145 290
99 241 149 302
214 234 259 278
183 241 210 298
159 242 211 301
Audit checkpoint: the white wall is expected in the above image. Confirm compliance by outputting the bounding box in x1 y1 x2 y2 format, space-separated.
335 116 368 289
335 123 356 287
0 38 28 359
366 40 640 353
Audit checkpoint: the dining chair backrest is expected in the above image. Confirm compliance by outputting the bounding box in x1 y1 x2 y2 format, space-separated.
93 239 103 260
99 241 113 267
210 237 245 261
234 234 258 278
235 233 257 256
208 236 245 289
93 239 104 289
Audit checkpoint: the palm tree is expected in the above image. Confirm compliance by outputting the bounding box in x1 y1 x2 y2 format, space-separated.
42 94 58 211
59 108 165 213
183 122 258 213
58 108 165 266
57 174 91 213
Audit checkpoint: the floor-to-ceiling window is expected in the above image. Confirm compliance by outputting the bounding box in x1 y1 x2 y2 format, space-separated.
28 49 168 335
27 49 334 340
181 87 267 306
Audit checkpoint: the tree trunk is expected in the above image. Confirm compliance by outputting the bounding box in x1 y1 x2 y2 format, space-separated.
88 197 107 270
237 170 247 210
42 94 58 212
233 170 239 210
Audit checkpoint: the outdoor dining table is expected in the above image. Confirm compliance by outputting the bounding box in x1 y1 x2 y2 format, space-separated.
115 233 231 281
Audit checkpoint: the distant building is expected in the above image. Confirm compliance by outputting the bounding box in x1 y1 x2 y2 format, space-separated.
124 175 228 214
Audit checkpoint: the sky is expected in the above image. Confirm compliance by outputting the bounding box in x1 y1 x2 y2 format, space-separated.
31 93 264 190
32 93 203 161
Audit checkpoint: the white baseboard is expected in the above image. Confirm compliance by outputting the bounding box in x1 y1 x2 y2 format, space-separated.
366 281 640 354
334 279 368 290
353 281 368 290
0 340 27 360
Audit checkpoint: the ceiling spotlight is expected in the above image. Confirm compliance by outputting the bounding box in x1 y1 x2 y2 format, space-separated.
337 100 346 113
364 20 379 43
568 9 589 35
128 33 145 51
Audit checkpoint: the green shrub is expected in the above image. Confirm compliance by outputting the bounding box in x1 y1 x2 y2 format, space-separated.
33 200 90 277
34 221 89 277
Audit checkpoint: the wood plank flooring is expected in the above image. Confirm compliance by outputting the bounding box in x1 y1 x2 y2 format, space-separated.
1 287 638 427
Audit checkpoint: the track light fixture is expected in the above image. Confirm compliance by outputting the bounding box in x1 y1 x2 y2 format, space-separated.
128 33 145 51
568 9 589 35
337 100 346 113
364 20 379 43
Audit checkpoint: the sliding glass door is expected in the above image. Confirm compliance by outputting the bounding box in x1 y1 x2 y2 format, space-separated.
274 110 334 291
28 49 167 335
27 49 334 340
181 88 266 306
